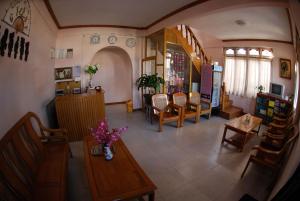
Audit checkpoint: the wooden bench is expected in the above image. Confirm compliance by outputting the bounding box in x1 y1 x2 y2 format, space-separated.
0 112 71 201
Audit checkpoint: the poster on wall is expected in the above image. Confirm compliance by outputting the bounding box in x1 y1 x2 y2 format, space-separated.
200 64 213 99
0 0 31 61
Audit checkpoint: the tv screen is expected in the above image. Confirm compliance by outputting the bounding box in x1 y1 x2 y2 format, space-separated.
270 83 284 97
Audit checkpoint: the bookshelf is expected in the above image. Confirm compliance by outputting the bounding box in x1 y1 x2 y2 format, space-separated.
255 93 292 124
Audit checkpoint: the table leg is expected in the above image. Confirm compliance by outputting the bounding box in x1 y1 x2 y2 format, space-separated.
148 192 155 201
221 126 228 145
240 133 248 152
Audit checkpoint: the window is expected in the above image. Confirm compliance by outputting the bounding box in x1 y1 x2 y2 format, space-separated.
223 47 272 98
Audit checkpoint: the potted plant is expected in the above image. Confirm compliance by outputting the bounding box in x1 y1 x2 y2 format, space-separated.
85 64 100 88
136 73 165 105
256 85 264 93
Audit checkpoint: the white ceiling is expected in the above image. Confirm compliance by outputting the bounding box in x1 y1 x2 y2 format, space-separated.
47 1 291 42
48 0 196 27
188 7 291 41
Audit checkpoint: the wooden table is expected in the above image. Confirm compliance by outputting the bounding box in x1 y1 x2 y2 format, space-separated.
221 114 262 151
84 136 157 201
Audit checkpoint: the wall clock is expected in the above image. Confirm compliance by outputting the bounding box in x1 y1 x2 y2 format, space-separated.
107 35 117 44
90 34 100 44
126 38 136 48
2 0 31 36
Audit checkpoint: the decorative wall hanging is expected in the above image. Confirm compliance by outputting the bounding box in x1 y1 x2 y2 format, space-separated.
107 35 117 44
280 58 291 79
90 34 100 44
2 0 31 36
126 38 136 48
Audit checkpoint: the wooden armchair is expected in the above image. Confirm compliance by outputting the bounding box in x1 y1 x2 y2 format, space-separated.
241 125 299 178
173 92 200 126
189 92 212 119
267 110 294 135
152 94 182 132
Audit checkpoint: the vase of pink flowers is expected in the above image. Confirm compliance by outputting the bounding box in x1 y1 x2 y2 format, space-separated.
91 119 128 160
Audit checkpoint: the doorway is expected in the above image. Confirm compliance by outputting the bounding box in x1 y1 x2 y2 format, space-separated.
91 46 132 104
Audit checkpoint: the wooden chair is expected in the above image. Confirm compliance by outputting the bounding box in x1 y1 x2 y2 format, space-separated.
189 91 212 119
152 94 182 132
267 110 294 135
173 92 200 126
241 125 299 178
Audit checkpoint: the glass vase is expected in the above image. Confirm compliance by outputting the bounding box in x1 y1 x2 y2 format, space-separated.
103 143 113 161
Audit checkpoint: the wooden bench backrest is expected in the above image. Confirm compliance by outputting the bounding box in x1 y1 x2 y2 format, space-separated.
0 112 45 201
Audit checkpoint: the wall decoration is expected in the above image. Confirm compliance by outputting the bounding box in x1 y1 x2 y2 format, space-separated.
25 41 29 61
14 36 19 59
55 67 73 80
66 48 73 58
8 32 15 57
107 35 117 44
90 34 100 44
0 28 9 56
126 38 136 48
20 37 25 60
280 58 291 79
2 0 31 36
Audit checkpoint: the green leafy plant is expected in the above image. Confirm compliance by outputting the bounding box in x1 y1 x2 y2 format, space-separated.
85 64 100 76
136 73 165 93
256 85 264 93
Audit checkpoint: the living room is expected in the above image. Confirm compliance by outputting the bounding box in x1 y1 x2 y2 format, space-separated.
0 0 300 201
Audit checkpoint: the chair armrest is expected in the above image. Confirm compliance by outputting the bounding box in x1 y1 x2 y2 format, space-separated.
252 145 281 155
263 132 285 140
172 103 182 110
40 125 69 142
152 106 162 113
268 122 286 129
188 102 199 107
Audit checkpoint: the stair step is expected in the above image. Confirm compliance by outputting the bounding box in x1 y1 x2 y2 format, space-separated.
219 106 243 120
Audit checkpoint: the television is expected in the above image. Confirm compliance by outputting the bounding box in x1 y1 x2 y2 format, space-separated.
269 83 285 98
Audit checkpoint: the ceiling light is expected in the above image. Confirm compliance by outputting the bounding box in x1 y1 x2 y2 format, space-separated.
235 19 246 26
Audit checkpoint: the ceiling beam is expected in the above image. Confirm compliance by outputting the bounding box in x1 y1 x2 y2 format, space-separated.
222 39 293 45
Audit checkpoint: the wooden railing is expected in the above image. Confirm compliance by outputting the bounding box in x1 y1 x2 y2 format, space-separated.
177 24 209 64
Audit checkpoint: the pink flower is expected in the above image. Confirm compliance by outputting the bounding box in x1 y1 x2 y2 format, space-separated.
91 119 128 147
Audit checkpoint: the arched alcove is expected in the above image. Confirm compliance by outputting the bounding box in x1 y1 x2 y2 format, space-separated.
91 46 132 103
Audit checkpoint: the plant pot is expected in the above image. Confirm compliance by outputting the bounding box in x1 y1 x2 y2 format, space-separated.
143 94 153 105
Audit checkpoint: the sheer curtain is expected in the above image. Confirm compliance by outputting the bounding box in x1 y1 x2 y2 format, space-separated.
294 61 299 109
224 57 246 96
246 59 260 97
225 57 270 98
224 57 235 93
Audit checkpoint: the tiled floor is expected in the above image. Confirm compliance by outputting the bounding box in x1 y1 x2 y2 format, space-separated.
68 105 273 201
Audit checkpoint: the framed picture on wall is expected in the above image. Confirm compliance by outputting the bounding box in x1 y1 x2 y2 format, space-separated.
55 67 73 80
280 58 291 79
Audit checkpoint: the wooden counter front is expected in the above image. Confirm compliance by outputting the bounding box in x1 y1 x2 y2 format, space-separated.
55 90 105 141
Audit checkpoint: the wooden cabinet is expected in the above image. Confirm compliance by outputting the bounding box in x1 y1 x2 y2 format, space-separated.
55 90 105 141
255 93 292 124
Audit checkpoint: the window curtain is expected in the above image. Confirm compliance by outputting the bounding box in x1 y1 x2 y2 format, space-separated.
294 61 299 109
225 57 270 98
224 57 246 96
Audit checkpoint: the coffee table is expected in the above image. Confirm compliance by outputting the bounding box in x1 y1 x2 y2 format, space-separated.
221 114 262 151
84 136 157 201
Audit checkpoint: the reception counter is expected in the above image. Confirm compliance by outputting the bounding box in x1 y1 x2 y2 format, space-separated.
55 90 105 141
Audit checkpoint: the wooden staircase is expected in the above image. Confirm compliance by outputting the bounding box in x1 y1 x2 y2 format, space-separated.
166 25 210 73
220 82 244 119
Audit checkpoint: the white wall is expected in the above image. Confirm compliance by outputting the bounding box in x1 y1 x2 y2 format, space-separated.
0 0 57 137
55 28 145 109
91 47 132 103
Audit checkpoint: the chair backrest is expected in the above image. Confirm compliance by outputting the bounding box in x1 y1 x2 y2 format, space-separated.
152 94 168 114
0 112 45 201
173 92 187 107
189 92 200 105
